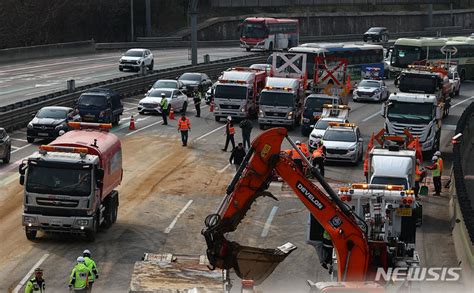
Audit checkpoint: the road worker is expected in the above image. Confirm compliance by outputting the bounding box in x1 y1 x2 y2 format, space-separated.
222 116 235 152
425 156 441 196
25 267 45 293
229 143 246 171
69 257 92 292
193 87 202 117
322 230 333 272
434 150 444 175
311 139 326 177
292 141 304 172
414 159 426 198
177 112 191 147
160 93 169 125
239 116 253 150
82 250 98 289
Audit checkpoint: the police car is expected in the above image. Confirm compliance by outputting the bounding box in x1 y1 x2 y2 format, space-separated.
321 123 363 164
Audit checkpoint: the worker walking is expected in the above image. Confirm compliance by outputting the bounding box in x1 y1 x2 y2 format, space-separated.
82 250 99 290
69 257 92 292
177 113 191 146
229 143 246 171
222 116 235 152
311 140 326 177
239 116 253 150
160 93 169 125
426 155 441 196
193 87 202 117
25 268 45 293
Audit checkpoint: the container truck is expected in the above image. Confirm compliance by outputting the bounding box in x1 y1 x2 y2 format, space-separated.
20 122 122 241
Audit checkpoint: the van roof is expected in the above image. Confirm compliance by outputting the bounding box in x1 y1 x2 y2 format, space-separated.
265 77 299 89
220 71 255 82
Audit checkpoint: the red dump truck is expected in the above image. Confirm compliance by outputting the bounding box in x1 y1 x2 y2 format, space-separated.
19 122 122 241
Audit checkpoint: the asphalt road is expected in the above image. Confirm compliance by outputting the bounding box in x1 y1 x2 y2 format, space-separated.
0 47 254 107
0 79 472 292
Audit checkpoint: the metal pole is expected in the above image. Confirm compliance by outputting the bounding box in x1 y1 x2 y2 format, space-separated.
145 0 152 37
130 0 135 41
190 0 199 66
428 4 433 28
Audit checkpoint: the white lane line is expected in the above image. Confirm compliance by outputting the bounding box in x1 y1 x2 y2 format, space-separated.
261 206 279 237
114 117 150 132
195 125 226 141
125 119 163 136
11 138 28 142
13 254 50 293
11 143 32 154
123 106 135 111
362 110 381 122
11 145 19 150
217 163 231 173
122 101 137 106
451 96 474 108
164 200 193 234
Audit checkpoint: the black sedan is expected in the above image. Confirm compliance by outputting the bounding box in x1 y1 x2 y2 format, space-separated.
363 27 389 42
178 72 213 95
26 106 80 143
0 128 11 163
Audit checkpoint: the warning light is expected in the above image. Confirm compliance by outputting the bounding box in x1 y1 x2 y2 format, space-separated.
68 122 112 130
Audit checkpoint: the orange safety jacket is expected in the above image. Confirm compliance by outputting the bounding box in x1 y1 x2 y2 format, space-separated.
177 117 191 131
300 143 310 157
312 146 325 159
438 157 444 174
229 126 235 135
415 164 423 182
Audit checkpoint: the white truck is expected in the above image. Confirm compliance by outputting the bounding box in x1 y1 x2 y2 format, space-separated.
213 67 267 121
382 92 442 157
368 147 416 190
258 77 305 129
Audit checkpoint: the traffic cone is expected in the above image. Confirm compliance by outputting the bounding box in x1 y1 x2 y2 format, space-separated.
209 101 215 112
129 115 136 130
169 107 175 120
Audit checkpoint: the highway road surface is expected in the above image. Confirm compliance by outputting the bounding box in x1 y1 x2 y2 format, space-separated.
0 47 253 107
0 76 472 292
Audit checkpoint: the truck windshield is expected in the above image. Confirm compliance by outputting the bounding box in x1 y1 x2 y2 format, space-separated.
391 45 422 68
323 130 356 142
358 80 380 88
260 92 294 107
399 74 437 94
26 165 92 196
241 22 267 39
214 85 247 99
371 176 408 189
305 98 335 111
387 102 433 124
77 95 107 108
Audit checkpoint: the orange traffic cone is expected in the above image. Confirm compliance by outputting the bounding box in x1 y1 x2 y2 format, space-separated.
169 107 175 120
129 115 136 130
209 101 215 112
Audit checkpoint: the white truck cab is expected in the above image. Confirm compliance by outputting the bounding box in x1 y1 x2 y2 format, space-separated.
369 148 416 190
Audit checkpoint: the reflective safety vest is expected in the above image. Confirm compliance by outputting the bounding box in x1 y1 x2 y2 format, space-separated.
438 157 444 174
160 98 169 110
25 278 45 293
227 124 235 135
300 143 310 158
70 263 91 289
312 146 324 159
84 257 98 282
415 165 423 181
292 148 301 160
431 162 441 177
322 230 333 248
177 117 191 131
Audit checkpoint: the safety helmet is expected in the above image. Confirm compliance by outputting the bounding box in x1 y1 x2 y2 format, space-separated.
432 156 438 162
295 140 301 145
83 249 91 257
227 116 232 121
77 256 85 263
434 151 441 157
161 93 166 97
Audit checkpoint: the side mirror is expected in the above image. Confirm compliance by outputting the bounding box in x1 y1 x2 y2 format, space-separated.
31 113 36 118
96 168 104 180
19 163 26 175
358 137 364 142
19 175 25 186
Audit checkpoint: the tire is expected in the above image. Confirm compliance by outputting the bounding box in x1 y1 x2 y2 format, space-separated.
112 195 118 223
246 48 251 52
3 147 10 164
85 215 98 242
148 60 154 71
182 102 188 113
27 137 34 143
25 228 37 240
215 116 221 122
455 86 460 96
363 37 368 42
112 115 119 126
102 198 114 229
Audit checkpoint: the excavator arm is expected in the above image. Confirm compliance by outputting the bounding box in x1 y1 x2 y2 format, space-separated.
202 128 370 285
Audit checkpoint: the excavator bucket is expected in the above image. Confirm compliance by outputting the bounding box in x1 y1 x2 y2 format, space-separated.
233 243 297 285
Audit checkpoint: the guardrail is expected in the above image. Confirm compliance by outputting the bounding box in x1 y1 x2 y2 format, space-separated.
0 54 268 131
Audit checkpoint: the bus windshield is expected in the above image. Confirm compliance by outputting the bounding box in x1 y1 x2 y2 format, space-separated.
260 92 294 107
387 102 433 124
241 22 267 39
215 85 247 100
26 165 92 196
391 45 422 68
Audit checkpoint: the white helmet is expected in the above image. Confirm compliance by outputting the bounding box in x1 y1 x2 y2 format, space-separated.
432 156 438 162
83 249 91 257
161 93 166 97
434 151 441 157
77 256 85 263
295 140 301 145
227 116 232 121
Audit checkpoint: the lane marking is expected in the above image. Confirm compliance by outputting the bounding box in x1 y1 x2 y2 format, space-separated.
11 138 28 142
217 163 231 173
11 145 19 150
122 101 137 106
114 117 150 132
13 254 50 293
125 119 163 136
11 143 32 154
164 200 193 234
451 96 474 109
195 125 226 141
362 110 381 122
261 206 279 237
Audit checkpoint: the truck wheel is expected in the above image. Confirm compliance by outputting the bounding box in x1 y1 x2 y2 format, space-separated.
215 116 220 122
27 137 34 143
85 216 98 242
3 147 10 164
25 228 37 240
112 196 118 223
112 115 119 126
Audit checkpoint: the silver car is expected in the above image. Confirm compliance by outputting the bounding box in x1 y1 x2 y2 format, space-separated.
0 128 11 164
119 48 154 72
322 125 363 164
138 88 188 114
353 79 389 102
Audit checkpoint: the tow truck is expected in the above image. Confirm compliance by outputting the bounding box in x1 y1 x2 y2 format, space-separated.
213 67 267 121
202 127 420 291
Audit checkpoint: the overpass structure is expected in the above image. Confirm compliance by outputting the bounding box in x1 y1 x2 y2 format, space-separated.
210 0 452 7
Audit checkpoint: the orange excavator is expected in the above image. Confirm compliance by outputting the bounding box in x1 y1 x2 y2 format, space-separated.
202 127 395 288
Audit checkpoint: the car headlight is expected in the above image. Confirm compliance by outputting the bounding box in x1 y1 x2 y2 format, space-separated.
214 105 219 110
353 90 358 96
119 59 124 64
348 146 357 152
75 219 89 226
311 134 321 139
136 59 141 65
258 109 264 118
241 108 246 112
55 123 65 130
287 111 293 120
27 122 33 129
24 216 37 223
302 117 310 123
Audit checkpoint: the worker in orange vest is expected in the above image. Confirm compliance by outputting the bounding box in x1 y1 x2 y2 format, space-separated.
311 140 326 177
426 156 441 196
177 112 191 146
292 141 309 172
414 159 426 198
222 116 235 152
434 151 443 175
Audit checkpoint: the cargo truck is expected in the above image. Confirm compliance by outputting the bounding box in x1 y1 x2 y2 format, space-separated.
19 122 122 241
